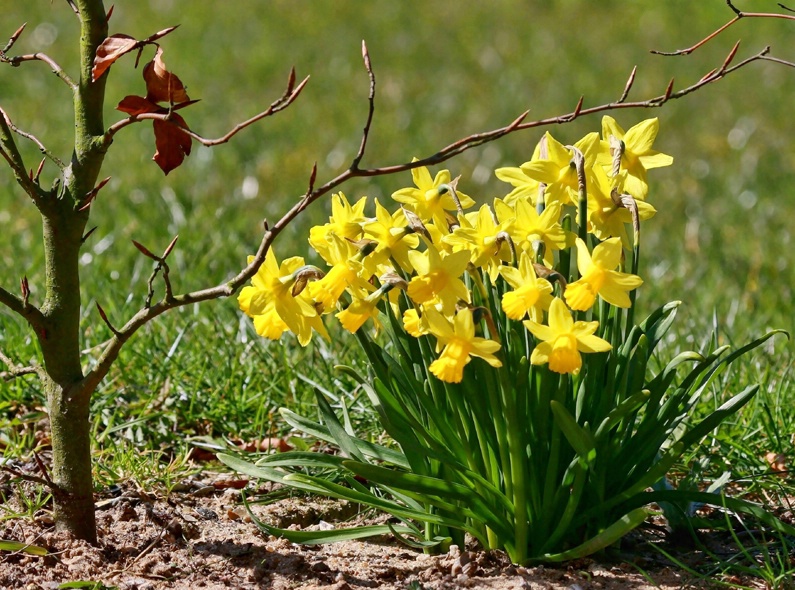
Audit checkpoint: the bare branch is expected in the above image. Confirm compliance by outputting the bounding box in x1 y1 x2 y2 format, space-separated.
76 42 774 399
0 348 41 381
0 105 65 175
104 70 310 148
0 48 76 89
0 464 55 490
351 40 376 171
3 23 27 54
0 283 45 330
95 302 120 337
652 3 795 56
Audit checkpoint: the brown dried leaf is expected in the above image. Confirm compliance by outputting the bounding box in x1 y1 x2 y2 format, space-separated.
765 452 788 474
143 46 190 104
92 33 137 82
116 95 160 116
152 112 192 175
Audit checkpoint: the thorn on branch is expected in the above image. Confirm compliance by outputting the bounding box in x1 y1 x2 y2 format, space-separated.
132 239 160 261
727 0 742 17
96 302 121 337
619 66 637 103
82 226 98 243
20 276 29 307
780 3 795 13
287 66 296 93
161 235 179 260
721 40 741 72
106 4 115 22
664 78 675 100
78 176 111 212
3 23 26 54
306 162 318 197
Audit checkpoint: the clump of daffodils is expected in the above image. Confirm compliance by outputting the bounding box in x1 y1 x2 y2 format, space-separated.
240 116 671 382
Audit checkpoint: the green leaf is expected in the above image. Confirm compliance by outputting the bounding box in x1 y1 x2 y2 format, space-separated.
541 507 649 562
315 389 366 462
0 540 47 556
550 401 596 464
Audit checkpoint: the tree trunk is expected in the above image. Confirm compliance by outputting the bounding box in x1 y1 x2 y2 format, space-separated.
33 0 109 543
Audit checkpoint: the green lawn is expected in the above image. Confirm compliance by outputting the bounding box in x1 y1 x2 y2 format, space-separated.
2 1 794 578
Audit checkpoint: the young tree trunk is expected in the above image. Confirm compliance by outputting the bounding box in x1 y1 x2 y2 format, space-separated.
33 0 109 543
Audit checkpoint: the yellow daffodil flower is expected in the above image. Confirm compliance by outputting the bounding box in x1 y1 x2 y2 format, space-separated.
425 307 502 383
307 234 373 310
336 290 384 333
238 250 328 346
587 167 656 247
499 251 554 322
309 192 368 262
392 160 475 228
564 237 643 311
598 116 673 199
407 243 471 315
519 132 601 207
495 198 567 262
362 199 420 273
524 297 611 375
443 204 513 280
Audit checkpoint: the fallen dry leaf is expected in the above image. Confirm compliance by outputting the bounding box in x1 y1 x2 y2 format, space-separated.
765 451 787 474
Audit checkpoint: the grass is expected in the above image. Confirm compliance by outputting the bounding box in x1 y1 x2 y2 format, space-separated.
1 0 795 584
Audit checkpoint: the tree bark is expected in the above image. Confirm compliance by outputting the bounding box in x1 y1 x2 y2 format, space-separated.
33 0 109 543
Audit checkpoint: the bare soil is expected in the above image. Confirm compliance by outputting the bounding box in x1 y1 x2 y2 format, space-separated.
0 471 745 590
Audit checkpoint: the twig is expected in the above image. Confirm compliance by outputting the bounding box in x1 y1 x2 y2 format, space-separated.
652 2 795 56
351 40 376 171
75 43 771 399
103 70 309 148
0 49 76 89
0 464 54 490
0 284 45 333
0 107 66 170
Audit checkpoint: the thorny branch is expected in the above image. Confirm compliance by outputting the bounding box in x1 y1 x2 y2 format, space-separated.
77 39 778 397
0 282 45 332
103 69 310 148
1 23 76 89
652 0 795 56
0 348 41 381
0 106 66 171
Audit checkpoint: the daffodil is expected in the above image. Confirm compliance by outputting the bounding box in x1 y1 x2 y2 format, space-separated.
443 204 513 280
494 139 544 205
336 291 383 333
564 237 643 311
495 198 567 262
392 160 475 228
407 243 471 314
598 116 673 199
519 131 601 207
425 307 502 383
524 297 611 374
499 251 554 322
307 234 373 310
362 199 420 273
586 167 656 247
238 250 328 346
309 192 368 262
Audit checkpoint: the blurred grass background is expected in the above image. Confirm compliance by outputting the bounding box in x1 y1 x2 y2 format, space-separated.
1 1 794 457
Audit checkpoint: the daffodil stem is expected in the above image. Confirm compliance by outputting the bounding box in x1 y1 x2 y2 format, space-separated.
501 366 529 563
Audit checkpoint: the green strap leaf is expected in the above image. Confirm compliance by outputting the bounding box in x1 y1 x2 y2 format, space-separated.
0 540 48 556
541 507 649 562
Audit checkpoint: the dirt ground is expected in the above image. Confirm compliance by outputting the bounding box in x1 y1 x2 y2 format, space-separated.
0 470 760 590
